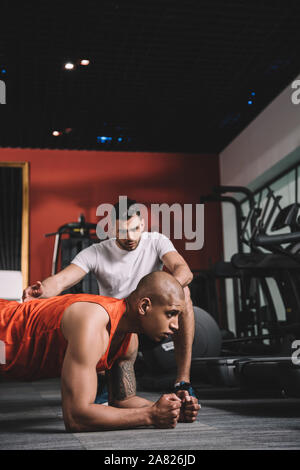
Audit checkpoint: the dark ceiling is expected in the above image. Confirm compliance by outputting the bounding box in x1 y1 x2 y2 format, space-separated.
1 0 300 153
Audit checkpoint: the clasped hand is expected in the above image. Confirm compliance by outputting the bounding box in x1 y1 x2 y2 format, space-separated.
152 391 200 428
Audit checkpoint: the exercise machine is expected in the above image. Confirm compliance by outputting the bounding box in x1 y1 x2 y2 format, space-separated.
45 214 99 294
139 186 300 397
196 186 300 396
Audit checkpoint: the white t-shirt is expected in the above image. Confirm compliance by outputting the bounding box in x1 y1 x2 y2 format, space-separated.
71 232 176 298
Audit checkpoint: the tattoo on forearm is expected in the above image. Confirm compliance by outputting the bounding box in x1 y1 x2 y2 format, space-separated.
108 352 137 402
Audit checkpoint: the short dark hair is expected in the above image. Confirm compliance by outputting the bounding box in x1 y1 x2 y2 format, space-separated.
112 198 141 222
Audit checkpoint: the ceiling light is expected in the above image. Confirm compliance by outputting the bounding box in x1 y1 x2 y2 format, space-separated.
52 130 61 136
80 59 90 66
64 62 75 70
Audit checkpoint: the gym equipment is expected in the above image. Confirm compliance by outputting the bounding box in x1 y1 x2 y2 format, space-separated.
186 185 300 397
189 270 222 325
45 214 99 294
199 186 267 338
141 306 222 373
201 185 300 337
138 306 222 391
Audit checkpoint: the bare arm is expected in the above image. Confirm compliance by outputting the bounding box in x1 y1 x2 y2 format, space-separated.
107 336 200 424
162 251 193 287
60 308 181 432
106 334 154 409
22 264 87 301
162 251 194 384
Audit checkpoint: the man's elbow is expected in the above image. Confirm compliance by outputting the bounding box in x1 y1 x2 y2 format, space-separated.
174 263 193 285
63 409 83 433
64 420 81 433
182 266 193 286
63 405 92 433
186 269 193 285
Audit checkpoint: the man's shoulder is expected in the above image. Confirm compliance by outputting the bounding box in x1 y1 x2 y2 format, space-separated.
61 299 110 341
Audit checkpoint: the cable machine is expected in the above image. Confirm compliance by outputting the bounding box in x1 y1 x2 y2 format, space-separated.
45 214 99 295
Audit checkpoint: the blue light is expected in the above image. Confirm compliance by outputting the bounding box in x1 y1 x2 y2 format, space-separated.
1 68 6 74
118 137 123 142
248 100 253 105
251 92 255 96
97 136 112 143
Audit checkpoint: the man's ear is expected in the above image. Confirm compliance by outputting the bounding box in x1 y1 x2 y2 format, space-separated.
138 297 151 316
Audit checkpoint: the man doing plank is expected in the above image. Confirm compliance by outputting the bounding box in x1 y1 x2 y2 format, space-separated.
23 198 195 394
1 271 200 431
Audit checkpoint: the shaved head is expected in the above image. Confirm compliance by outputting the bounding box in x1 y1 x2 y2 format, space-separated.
124 271 186 340
134 271 184 306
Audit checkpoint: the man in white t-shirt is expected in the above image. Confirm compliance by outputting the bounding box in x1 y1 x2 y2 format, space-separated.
23 199 195 396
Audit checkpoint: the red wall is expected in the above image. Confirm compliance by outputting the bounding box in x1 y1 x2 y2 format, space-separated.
0 148 223 283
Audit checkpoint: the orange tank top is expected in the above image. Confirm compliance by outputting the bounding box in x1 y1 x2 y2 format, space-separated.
0 294 131 381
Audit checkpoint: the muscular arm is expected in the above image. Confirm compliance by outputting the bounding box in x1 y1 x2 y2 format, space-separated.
60 307 180 432
106 326 200 424
106 334 153 409
162 251 193 287
23 264 86 300
162 251 194 383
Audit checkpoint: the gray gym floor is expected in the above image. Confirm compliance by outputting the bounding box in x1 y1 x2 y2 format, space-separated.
1 378 300 450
